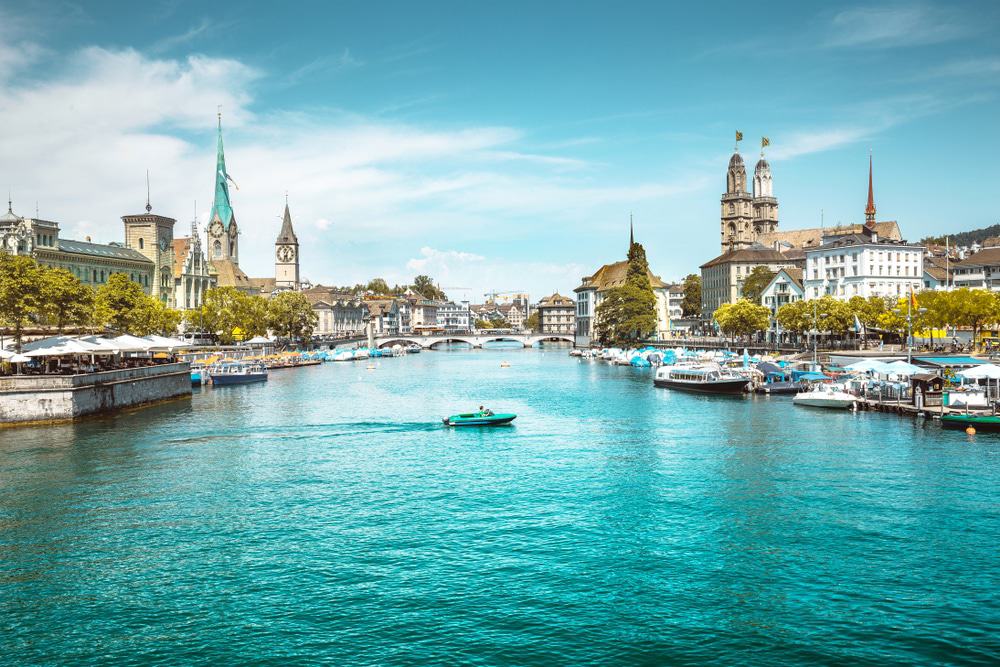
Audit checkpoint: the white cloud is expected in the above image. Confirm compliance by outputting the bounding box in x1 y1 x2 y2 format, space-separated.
406 246 485 272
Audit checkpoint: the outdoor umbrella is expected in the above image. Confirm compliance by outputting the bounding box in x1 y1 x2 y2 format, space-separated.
0 349 14 360
884 360 923 376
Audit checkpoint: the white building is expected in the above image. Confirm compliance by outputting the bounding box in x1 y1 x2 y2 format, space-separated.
366 299 400 336
761 268 804 315
536 293 575 334
302 285 367 336
802 227 923 300
952 246 1000 290
437 301 471 333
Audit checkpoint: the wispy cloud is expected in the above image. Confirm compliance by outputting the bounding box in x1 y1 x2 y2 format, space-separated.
151 18 214 54
921 57 1000 79
285 48 363 85
825 3 971 49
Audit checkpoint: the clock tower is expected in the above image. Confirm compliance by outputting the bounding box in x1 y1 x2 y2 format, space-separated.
123 196 176 304
274 198 300 291
208 111 239 265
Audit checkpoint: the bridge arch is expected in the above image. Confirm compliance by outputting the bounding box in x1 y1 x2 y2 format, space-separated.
428 337 477 349
376 337 423 349
527 334 575 347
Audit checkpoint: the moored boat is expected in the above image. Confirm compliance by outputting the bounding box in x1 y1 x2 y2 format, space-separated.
208 361 268 385
407 344 422 354
653 364 749 394
940 413 1000 431
792 384 857 409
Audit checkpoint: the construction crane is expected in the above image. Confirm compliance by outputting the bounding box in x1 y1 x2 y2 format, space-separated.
484 289 525 303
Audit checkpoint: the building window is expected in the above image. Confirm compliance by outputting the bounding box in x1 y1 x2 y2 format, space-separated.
139 238 144 249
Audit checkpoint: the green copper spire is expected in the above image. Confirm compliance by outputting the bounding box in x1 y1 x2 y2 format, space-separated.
211 111 236 230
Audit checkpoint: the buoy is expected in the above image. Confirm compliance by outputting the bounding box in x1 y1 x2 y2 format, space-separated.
966 426 976 436
366 363 376 371
500 361 511 368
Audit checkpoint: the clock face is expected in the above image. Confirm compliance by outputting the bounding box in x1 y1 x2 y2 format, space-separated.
228 224 238 238
209 220 224 237
277 246 294 262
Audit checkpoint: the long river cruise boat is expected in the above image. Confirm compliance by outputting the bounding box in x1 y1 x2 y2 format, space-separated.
653 364 749 394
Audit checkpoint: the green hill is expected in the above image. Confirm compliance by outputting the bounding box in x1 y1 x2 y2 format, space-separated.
921 223 1000 247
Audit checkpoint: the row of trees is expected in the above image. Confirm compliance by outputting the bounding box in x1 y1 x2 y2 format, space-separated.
1 254 319 350
338 275 448 301
712 288 1000 343
0 255 180 349
185 287 317 344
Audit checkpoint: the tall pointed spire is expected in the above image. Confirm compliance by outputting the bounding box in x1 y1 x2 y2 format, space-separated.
277 197 298 244
865 151 876 227
629 213 634 248
145 169 152 213
211 110 235 230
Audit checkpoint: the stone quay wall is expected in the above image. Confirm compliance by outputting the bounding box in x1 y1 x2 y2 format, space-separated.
0 362 192 424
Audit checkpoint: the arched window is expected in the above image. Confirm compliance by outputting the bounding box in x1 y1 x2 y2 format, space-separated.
138 238 144 249
100 270 105 281
92 270 97 282
728 203 735 215
213 240 222 258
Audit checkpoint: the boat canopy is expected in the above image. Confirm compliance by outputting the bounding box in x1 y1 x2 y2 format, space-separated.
957 364 1000 380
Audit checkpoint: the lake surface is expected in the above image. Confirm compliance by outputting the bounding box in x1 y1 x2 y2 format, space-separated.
2 346 998 665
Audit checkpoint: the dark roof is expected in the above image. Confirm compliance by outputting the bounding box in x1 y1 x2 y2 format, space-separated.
575 259 668 292
59 238 152 263
957 247 1000 267
700 245 791 269
816 233 921 251
276 203 298 244
538 292 574 307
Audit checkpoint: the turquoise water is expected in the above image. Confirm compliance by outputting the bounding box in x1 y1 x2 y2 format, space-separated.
2 346 998 665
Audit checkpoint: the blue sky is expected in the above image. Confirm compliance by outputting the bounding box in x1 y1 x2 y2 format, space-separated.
1 1 999 301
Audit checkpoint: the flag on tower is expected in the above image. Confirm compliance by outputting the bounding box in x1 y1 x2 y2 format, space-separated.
735 130 743 142
761 136 770 148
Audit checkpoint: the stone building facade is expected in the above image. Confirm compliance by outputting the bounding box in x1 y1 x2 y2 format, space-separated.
536 293 575 334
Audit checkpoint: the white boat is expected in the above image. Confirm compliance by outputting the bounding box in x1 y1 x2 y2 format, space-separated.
352 348 370 360
332 350 355 362
792 384 858 409
653 363 749 394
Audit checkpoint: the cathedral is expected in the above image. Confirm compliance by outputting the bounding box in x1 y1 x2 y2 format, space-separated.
720 141 779 253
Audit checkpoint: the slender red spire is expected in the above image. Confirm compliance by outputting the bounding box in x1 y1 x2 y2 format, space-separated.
865 152 876 227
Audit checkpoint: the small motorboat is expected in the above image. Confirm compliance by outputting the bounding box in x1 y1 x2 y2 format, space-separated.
443 411 517 427
940 413 1000 431
407 344 422 354
792 384 857 409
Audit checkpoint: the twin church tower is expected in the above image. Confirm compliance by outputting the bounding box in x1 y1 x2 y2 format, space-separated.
719 138 779 253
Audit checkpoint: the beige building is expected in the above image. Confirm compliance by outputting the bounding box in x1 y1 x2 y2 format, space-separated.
700 246 797 316
302 285 367 336
274 200 300 291
122 204 176 304
536 293 575 334
1 200 154 293
721 148 779 252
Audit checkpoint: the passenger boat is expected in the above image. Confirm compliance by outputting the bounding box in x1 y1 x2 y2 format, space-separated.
792 384 857 409
208 361 268 385
940 413 1000 431
653 364 749 394
442 411 517 427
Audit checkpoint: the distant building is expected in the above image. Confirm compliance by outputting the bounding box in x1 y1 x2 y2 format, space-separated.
720 145 779 253
302 285 367 336
802 160 923 301
1 199 154 293
952 244 1000 291
497 303 525 330
408 296 440 334
761 268 804 315
366 299 400 336
700 245 797 315
437 301 471 333
663 284 685 325
274 200 300 292
172 219 215 311
536 293 575 334
573 227 671 346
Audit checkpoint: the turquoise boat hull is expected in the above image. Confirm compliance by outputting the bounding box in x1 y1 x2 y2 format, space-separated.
443 413 516 427
941 414 1000 431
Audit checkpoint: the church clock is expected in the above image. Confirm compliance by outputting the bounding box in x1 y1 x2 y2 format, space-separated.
209 220 224 238
277 245 295 262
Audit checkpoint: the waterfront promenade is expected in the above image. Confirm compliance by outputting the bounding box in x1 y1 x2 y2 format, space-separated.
2 347 997 664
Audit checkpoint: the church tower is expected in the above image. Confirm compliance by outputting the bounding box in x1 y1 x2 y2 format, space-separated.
865 152 876 228
274 197 300 291
122 180 176 304
206 111 239 266
752 147 778 237
720 149 754 252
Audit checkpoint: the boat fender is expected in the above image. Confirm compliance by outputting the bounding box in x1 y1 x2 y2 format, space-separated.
966 426 976 435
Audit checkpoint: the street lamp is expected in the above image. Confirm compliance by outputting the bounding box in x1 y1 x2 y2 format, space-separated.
894 300 928 364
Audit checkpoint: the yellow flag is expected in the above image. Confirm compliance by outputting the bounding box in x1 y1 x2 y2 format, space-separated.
761 136 770 148
735 130 743 142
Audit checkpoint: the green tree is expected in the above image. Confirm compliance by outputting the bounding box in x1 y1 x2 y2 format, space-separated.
132 299 181 336
268 291 318 341
776 300 811 334
0 253 45 351
411 275 446 300
524 311 539 332
951 288 1000 347
94 273 147 334
366 278 390 295
713 299 771 338
41 267 94 332
594 241 658 345
198 287 261 344
681 273 701 317
740 266 775 304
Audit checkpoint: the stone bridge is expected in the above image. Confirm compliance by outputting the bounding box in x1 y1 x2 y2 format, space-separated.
374 333 574 350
